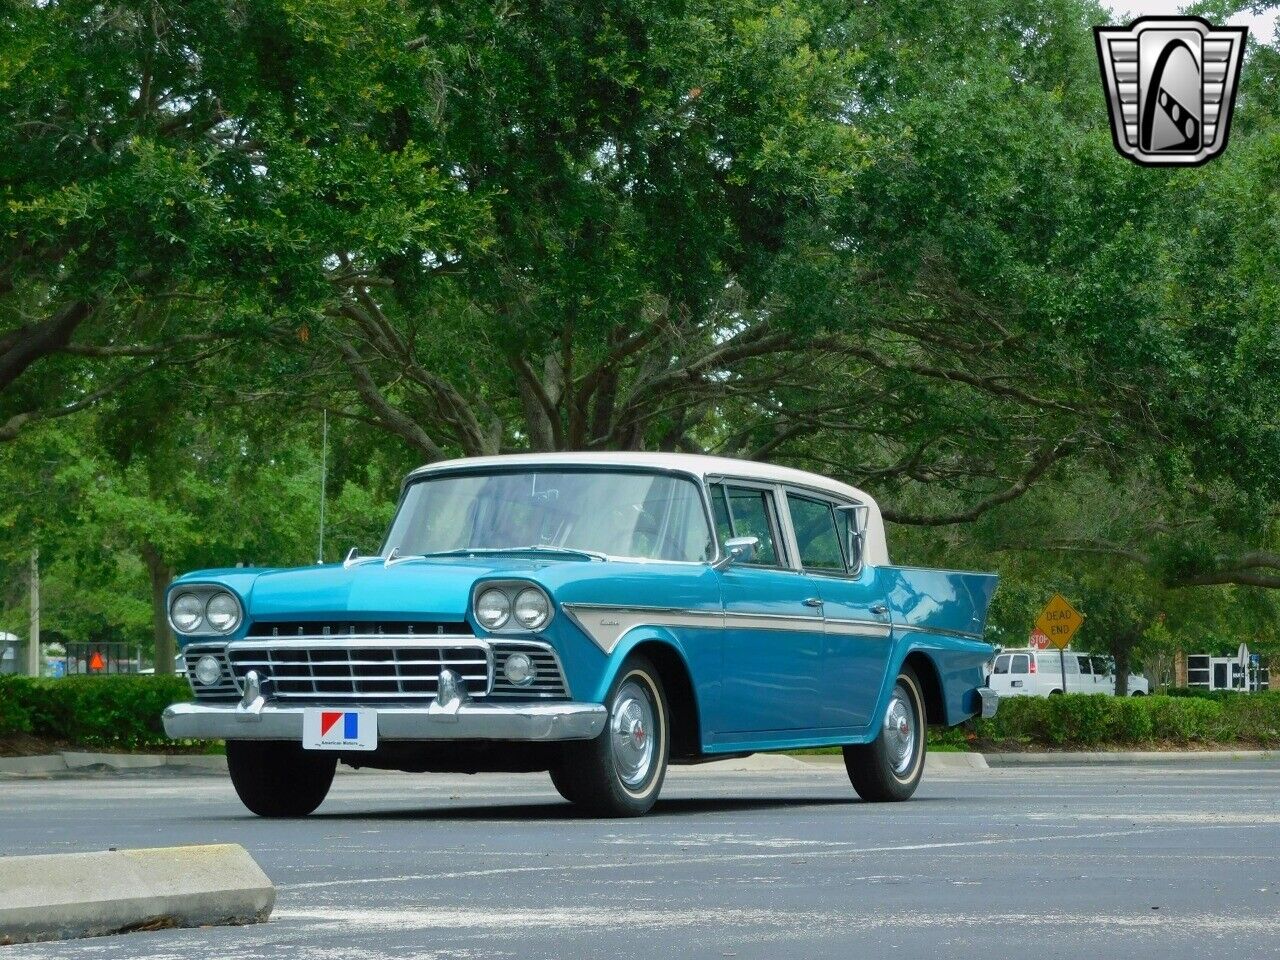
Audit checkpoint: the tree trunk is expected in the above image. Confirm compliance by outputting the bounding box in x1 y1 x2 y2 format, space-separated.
1112 634 1133 697
142 543 175 674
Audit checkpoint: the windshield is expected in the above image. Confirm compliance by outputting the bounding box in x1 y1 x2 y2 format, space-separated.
383 469 715 563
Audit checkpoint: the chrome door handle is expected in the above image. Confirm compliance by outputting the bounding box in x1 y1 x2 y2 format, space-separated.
803 597 824 608
870 603 889 616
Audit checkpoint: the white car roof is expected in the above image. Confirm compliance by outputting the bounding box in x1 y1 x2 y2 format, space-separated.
407 452 890 566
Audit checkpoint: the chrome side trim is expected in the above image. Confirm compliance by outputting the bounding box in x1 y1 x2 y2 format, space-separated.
894 623 987 642
562 603 894 653
824 617 893 639
563 604 724 655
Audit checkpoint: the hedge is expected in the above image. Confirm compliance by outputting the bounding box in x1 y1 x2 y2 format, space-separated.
4 677 1280 753
0 675 190 751
968 692 1280 749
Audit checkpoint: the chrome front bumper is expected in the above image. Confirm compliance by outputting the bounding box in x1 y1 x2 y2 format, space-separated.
162 700 607 743
978 687 999 719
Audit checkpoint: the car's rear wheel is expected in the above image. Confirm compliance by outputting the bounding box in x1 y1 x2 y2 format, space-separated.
226 740 337 817
551 655 669 817
843 667 926 802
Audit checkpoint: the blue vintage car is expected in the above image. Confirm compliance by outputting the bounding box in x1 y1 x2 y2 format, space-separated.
163 453 998 817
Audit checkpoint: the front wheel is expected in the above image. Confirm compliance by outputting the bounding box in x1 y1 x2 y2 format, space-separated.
551 655 670 817
226 740 337 817
842 668 926 802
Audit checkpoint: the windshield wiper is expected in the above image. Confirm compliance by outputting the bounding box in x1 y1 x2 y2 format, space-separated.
417 545 607 562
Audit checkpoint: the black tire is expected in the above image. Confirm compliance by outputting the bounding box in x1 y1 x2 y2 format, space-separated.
226 740 337 817
842 667 926 802
1048 688 1064 696
1131 690 1145 697
552 655 670 817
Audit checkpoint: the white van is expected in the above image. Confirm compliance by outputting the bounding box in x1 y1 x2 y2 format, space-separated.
987 649 1149 697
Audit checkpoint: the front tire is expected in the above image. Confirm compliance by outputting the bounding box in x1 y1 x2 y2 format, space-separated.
843 668 926 802
552 655 670 817
226 740 337 817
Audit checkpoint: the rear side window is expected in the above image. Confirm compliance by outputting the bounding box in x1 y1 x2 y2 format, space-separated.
992 655 1012 675
1091 657 1109 676
787 494 846 573
1010 654 1030 675
1077 655 1092 674
1039 653 1073 673
720 485 782 567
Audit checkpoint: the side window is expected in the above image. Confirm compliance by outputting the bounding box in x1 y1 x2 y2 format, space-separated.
787 494 846 573
1091 656 1109 676
992 655 1011 675
1077 655 1092 675
1010 654 1030 675
710 484 733 546
723 486 781 567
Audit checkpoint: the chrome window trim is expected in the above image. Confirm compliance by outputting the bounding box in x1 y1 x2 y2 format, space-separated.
705 478 792 570
893 622 987 642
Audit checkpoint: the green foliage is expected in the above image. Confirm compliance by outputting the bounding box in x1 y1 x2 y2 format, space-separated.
970 693 1280 749
0 675 189 749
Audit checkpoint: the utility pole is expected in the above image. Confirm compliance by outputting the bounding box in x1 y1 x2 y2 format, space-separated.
27 548 40 676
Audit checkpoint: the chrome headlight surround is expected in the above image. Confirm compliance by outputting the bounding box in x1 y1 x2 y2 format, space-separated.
471 581 555 634
168 584 245 637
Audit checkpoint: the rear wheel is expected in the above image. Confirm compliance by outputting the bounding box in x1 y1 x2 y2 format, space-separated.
226 740 336 817
842 668 926 802
551 655 669 817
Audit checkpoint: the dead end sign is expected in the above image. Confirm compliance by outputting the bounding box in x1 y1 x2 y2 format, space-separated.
1034 594 1083 649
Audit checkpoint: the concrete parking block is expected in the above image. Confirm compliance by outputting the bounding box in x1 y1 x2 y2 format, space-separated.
0 843 275 945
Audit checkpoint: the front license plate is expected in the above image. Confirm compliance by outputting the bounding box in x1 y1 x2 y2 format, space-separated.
302 709 378 751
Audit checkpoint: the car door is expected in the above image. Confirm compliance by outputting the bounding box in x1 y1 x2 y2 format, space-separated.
989 654 1014 695
1092 656 1115 695
782 491 893 729
1008 653 1031 694
710 481 826 735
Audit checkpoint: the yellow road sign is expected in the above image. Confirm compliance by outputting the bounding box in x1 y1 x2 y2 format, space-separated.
1034 594 1083 649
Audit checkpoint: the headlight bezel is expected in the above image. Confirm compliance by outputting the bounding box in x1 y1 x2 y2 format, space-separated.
471 581 555 634
167 585 245 637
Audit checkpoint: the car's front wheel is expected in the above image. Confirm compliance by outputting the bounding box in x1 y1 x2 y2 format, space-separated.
843 667 926 802
551 655 670 817
226 740 337 817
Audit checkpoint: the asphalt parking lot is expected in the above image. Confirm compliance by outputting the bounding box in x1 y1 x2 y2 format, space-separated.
2 757 1279 960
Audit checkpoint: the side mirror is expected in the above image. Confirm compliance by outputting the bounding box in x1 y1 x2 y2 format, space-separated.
713 536 759 571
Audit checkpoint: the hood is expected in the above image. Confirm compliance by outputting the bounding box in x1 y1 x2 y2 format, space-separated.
238 557 559 623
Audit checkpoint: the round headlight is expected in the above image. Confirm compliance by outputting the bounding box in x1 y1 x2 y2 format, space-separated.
193 654 222 687
475 589 511 629
503 652 537 687
170 593 204 633
513 588 551 630
205 592 242 633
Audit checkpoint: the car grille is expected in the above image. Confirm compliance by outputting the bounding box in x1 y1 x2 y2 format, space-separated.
183 629 571 704
225 637 491 700
182 646 240 703
489 641 571 700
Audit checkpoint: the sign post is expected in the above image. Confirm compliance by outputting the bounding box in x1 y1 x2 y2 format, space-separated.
1035 594 1084 694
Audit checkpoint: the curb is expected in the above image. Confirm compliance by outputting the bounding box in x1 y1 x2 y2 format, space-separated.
0 844 274 945
984 749 1279 767
0 752 229 777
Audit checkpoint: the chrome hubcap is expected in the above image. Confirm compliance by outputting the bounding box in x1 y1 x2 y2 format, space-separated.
884 684 917 777
611 679 656 789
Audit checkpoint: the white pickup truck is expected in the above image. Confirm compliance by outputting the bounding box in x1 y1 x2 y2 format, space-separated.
987 649 1149 697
